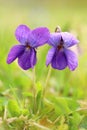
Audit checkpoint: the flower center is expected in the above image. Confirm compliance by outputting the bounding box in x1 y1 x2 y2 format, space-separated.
25 42 31 51
57 38 64 51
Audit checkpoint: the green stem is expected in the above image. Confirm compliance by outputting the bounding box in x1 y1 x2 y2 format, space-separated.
43 66 52 97
32 67 36 114
3 105 7 120
32 67 36 91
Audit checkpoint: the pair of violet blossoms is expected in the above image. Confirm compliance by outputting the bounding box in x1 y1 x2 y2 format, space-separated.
7 25 79 71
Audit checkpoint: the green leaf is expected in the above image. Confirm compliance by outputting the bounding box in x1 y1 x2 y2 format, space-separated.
65 98 80 111
50 97 79 116
0 106 4 116
69 112 82 130
54 98 71 115
36 82 43 92
35 82 44 113
36 90 43 113
79 116 87 129
23 92 33 97
21 108 29 116
8 100 21 117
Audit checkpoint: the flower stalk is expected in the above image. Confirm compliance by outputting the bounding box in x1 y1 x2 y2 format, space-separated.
32 67 36 114
43 66 52 97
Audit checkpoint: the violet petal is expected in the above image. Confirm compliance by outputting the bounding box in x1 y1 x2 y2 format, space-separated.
15 25 30 45
61 32 79 47
28 27 50 47
46 47 56 66
18 48 36 70
48 33 61 47
30 48 37 68
64 49 78 71
7 45 25 64
51 50 67 70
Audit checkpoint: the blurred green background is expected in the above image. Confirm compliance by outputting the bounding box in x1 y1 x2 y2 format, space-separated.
0 0 87 100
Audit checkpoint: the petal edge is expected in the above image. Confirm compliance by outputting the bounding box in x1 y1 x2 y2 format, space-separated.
61 32 79 47
28 27 50 47
64 49 78 71
46 47 56 66
7 45 25 64
15 25 30 44
51 50 67 70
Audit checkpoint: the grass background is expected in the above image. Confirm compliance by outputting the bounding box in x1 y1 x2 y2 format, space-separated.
0 0 87 129
0 0 87 99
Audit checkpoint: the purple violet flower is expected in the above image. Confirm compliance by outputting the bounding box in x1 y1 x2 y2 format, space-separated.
46 27 79 71
7 25 49 70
